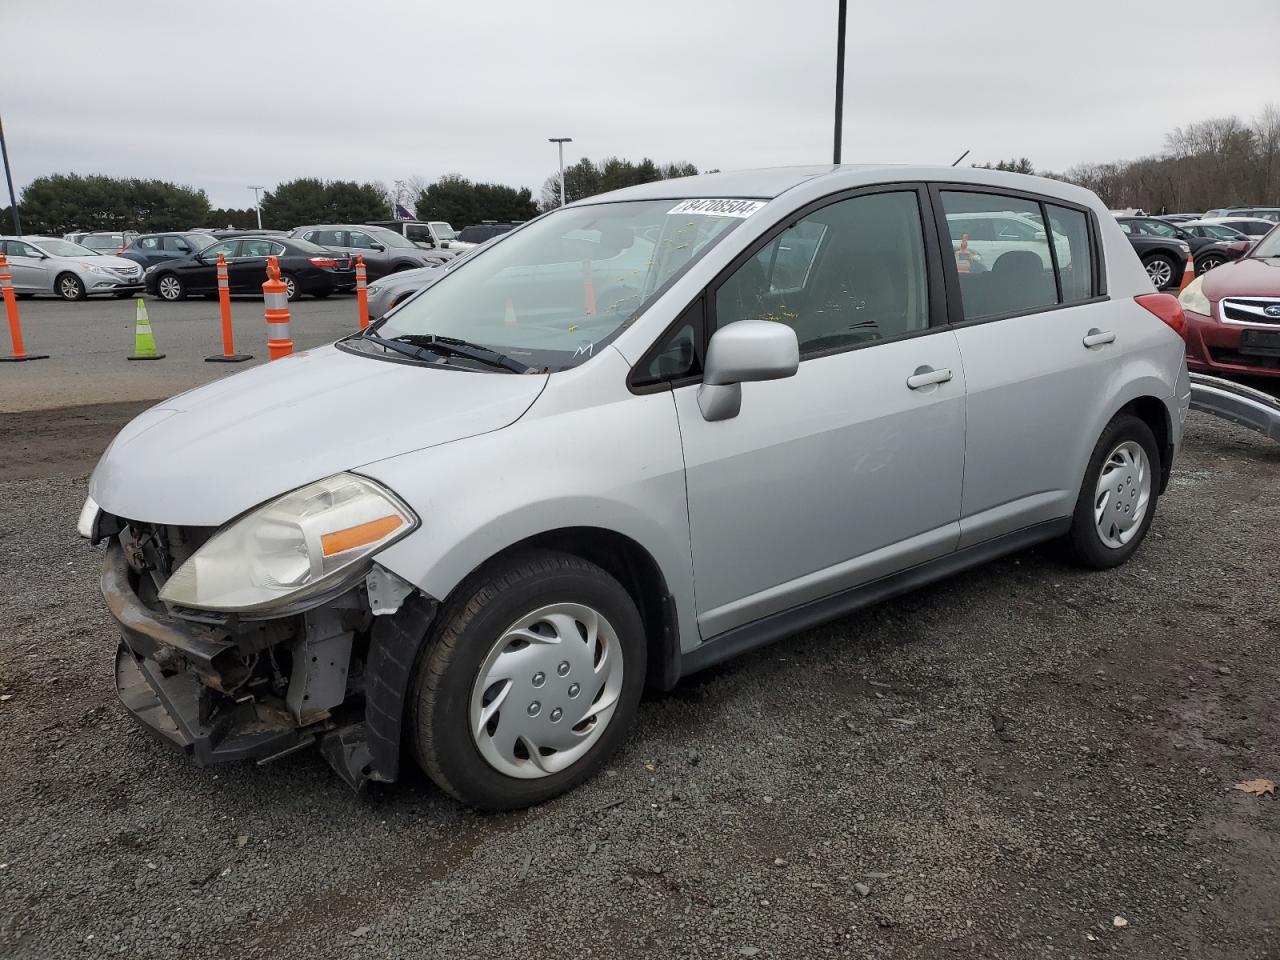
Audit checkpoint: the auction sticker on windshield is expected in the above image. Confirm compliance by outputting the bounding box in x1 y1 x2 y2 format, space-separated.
667 199 766 218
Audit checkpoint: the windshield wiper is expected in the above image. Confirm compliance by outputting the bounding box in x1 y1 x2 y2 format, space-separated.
390 334 533 374
351 332 442 365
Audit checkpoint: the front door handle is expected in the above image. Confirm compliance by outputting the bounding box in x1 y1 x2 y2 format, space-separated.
906 365 953 390
1083 328 1116 348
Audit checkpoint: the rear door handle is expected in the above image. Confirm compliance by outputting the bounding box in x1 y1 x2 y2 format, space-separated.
1083 328 1116 348
906 366 953 390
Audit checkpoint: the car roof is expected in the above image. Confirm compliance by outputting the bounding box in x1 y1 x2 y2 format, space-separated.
575 164 1100 207
293 224 394 230
1201 216 1273 224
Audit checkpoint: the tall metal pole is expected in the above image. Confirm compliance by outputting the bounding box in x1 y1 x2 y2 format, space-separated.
0 113 22 235
248 185 264 229
833 0 847 165
549 137 572 206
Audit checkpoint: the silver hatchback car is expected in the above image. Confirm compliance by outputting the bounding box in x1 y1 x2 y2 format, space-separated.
81 166 1190 809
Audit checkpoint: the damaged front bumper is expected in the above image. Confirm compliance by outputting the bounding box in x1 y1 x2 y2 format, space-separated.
101 536 435 789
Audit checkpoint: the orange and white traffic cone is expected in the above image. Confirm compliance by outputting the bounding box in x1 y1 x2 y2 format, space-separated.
262 256 293 360
355 255 370 330
1178 255 1195 292
955 233 977 273
205 252 252 363
0 254 48 362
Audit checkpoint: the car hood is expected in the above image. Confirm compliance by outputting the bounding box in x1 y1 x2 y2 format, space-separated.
64 254 139 271
89 343 548 527
1203 256 1280 300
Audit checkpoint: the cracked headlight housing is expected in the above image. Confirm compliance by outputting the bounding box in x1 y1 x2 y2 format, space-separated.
159 473 417 616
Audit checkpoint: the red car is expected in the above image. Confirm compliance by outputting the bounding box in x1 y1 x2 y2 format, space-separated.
1178 223 1280 378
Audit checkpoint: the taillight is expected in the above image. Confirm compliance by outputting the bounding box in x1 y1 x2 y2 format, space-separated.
309 257 338 268
1135 292 1186 339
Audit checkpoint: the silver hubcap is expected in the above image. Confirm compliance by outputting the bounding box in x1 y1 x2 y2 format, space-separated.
470 602 623 779
1146 259 1173 287
284 277 296 299
1094 440 1151 549
60 277 80 298
159 277 180 300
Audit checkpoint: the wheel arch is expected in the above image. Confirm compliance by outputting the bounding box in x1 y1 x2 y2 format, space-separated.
1114 393 1174 493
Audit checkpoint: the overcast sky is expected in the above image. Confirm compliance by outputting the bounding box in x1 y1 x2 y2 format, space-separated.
5 0 1279 209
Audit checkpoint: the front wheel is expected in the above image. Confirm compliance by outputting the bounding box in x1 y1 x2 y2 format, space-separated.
1143 254 1178 290
1196 254 1225 274
155 274 185 301
56 272 87 301
1064 413 1160 569
410 550 646 810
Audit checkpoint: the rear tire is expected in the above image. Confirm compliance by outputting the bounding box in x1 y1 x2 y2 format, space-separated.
1064 413 1160 569
410 549 646 810
281 273 300 301
55 272 87 301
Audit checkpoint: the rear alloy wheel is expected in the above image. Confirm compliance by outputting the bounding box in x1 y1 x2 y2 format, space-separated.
1065 413 1160 569
281 273 299 301
56 272 87 301
1197 254 1225 274
1143 255 1177 290
411 550 645 810
156 274 185 301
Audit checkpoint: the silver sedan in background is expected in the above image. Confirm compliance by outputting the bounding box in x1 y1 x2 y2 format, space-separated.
0 236 145 300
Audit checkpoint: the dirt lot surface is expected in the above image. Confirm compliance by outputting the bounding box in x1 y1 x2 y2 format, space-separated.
0 404 1277 960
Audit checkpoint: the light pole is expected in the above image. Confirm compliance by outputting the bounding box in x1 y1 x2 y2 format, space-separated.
548 138 572 206
833 0 847 164
247 185 264 229
0 112 21 234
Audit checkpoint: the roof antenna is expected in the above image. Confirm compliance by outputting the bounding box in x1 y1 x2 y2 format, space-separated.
951 149 970 168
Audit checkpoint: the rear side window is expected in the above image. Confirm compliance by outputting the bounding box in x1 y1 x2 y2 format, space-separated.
1045 205 1093 303
941 191 1094 321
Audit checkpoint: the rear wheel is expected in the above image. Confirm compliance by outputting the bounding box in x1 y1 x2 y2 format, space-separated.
1196 253 1225 274
156 274 185 301
281 273 299 301
1143 254 1177 290
410 550 645 810
56 272 86 301
1064 413 1160 569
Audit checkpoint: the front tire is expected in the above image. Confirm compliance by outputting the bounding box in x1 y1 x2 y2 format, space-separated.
1196 254 1225 274
410 550 646 810
155 273 185 302
1064 413 1160 569
56 272 87 301
1143 254 1178 290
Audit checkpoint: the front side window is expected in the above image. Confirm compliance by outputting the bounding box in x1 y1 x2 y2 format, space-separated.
941 191 1061 320
9 240 40 258
374 199 751 371
715 190 929 356
430 222 458 241
346 231 378 250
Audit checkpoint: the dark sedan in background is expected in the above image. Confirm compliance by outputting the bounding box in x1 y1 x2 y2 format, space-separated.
1115 218 1192 289
289 224 444 280
144 236 355 302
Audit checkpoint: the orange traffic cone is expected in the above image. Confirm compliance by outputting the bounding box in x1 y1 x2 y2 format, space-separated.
0 254 48 362
1178 255 1195 292
355 255 370 330
262 256 293 360
206 252 252 363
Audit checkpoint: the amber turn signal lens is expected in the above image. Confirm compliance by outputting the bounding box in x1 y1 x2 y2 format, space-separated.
320 515 403 557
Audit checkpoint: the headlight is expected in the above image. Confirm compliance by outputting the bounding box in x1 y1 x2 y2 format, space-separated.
144 265 157 275
367 283 384 296
77 495 100 539
1178 275 1210 316
83 263 108 275
159 473 417 616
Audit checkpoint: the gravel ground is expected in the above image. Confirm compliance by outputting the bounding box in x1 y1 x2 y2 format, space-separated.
0 406 1277 959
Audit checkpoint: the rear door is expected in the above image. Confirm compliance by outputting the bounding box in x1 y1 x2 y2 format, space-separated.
671 185 967 639
937 187 1116 546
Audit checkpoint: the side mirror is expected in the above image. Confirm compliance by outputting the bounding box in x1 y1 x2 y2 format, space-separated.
370 243 385 252
697 320 799 421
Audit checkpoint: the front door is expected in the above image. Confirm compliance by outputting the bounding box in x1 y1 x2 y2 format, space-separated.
673 187 967 639
3 240 53 292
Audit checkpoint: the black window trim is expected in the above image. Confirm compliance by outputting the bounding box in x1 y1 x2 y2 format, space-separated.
627 181 950 394
927 181 1108 330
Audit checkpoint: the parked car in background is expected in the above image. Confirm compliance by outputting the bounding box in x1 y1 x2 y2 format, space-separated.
1197 217 1277 240
0 236 144 300
1203 207 1280 223
367 219 475 252
1158 213 1202 223
209 228 288 239
1179 224 1280 378
1117 216 1246 275
1115 219 1192 289
942 209 1072 272
1172 220 1249 242
145 235 355 302
120 232 217 269
364 239 492 320
63 231 137 254
457 221 522 244
291 224 446 280
81 165 1189 809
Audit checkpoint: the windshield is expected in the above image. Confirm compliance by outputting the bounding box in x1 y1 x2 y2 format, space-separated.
1230 220 1274 237
1140 219 1179 237
1250 225 1280 258
367 227 416 249
36 239 97 257
430 222 458 241
374 199 754 371
81 235 123 250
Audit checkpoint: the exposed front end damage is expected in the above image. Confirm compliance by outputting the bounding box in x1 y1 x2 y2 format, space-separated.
100 519 435 790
